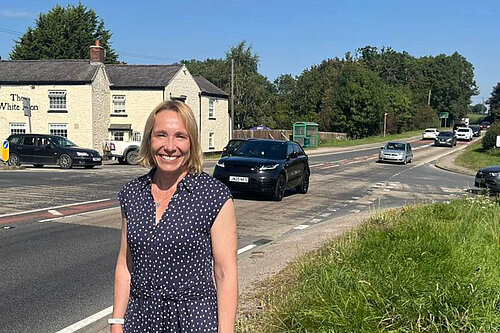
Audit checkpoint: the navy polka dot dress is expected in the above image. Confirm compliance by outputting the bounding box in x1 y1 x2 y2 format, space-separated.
118 169 232 332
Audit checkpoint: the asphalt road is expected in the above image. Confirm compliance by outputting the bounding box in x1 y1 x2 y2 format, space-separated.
0 139 477 333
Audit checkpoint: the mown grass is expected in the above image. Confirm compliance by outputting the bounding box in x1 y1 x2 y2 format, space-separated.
455 139 500 170
314 130 425 149
238 199 500 332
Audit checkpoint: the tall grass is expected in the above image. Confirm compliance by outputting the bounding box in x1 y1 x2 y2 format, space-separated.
240 199 500 332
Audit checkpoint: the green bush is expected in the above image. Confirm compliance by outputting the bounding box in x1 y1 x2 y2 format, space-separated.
482 121 500 150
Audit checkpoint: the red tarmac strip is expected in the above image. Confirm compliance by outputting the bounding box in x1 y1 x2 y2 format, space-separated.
0 200 119 226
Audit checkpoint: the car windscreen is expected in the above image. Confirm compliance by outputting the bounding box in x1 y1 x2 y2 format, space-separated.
425 129 436 132
233 141 286 159
384 142 405 150
457 129 469 133
51 136 77 147
438 132 453 137
470 125 480 130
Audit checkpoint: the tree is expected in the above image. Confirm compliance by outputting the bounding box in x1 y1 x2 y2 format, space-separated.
472 103 487 114
10 3 118 63
487 82 500 122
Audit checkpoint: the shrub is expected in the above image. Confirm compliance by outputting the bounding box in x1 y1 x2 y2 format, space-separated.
482 121 500 150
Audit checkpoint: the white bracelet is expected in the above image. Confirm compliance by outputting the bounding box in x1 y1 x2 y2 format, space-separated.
108 318 125 325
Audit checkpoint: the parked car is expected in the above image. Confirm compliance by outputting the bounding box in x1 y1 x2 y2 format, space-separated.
480 121 491 130
6 134 102 169
378 141 413 164
220 138 248 157
103 139 140 165
434 131 457 147
422 128 439 140
475 165 500 193
213 139 309 201
469 124 481 137
455 127 474 141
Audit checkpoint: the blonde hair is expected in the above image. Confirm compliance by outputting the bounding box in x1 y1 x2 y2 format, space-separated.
138 100 203 174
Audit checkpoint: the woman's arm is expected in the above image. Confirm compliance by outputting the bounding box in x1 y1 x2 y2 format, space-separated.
111 215 132 333
211 199 238 333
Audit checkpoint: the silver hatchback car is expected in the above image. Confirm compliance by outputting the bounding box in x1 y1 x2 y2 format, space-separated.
378 141 413 164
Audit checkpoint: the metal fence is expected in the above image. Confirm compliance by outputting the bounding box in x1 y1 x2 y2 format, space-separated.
233 130 347 141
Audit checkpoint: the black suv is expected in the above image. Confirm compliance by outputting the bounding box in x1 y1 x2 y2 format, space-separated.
6 134 102 169
213 139 310 201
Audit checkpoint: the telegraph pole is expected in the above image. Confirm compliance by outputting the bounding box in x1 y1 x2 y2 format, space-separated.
427 89 431 106
231 58 234 139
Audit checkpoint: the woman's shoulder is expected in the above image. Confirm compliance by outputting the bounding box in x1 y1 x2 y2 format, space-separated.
195 172 231 194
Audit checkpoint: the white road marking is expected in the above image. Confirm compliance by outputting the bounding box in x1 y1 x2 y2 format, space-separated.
38 207 120 223
237 244 257 255
349 209 361 213
318 213 331 217
327 208 338 212
54 306 113 333
0 198 112 218
310 218 322 223
310 163 324 168
351 196 361 200
48 210 63 216
293 224 310 230
345 200 354 203
384 189 391 192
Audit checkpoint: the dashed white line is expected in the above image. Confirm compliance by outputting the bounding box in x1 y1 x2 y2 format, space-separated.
309 218 322 223
349 209 361 213
293 224 310 230
237 244 257 255
54 306 113 333
318 213 331 217
48 210 63 216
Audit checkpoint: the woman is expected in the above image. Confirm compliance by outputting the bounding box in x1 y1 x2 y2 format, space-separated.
111 100 238 332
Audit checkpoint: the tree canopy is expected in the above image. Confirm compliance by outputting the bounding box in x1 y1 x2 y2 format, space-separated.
10 3 118 63
487 82 500 122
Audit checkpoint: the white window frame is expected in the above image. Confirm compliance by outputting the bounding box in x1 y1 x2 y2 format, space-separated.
49 123 68 138
48 90 67 110
132 131 142 142
208 99 215 119
10 123 26 135
208 132 215 149
112 95 126 114
112 131 125 141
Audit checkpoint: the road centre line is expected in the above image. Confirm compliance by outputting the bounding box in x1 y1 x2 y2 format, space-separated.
48 210 63 216
0 198 111 218
293 224 310 230
237 244 257 255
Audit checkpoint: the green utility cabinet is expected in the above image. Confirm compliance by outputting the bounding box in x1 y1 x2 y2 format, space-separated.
293 122 319 148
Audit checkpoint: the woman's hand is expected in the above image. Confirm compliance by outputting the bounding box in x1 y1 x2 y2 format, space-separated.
110 324 124 333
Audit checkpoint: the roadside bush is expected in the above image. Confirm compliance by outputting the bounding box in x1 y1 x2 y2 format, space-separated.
412 105 439 129
482 121 500 150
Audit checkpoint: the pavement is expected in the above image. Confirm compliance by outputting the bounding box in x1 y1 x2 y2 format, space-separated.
54 135 476 333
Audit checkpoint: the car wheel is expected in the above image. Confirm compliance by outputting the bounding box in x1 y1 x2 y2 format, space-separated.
297 169 310 194
8 153 20 166
84 165 95 169
59 154 73 169
126 149 139 165
272 174 286 201
33 164 44 168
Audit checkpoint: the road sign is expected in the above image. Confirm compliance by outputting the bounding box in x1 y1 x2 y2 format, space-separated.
496 135 500 148
23 97 31 117
1 140 9 162
438 112 449 119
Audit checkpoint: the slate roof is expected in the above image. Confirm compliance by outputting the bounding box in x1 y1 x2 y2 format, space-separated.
106 64 182 88
193 75 228 97
0 60 100 84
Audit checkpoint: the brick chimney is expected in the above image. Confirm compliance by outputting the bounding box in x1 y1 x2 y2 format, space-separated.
89 40 106 63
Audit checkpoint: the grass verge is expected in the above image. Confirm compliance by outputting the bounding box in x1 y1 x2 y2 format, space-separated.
467 113 488 125
455 139 500 170
314 130 424 149
238 199 500 332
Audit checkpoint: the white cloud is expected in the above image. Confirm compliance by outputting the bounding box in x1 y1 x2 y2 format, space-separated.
0 9 36 18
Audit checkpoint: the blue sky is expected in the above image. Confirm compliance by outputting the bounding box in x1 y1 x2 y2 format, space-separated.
0 0 498 105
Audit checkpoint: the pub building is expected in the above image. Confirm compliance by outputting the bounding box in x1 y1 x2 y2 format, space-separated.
0 41 230 153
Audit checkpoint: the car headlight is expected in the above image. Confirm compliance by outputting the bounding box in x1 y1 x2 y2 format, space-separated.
216 161 225 168
259 164 279 171
76 152 89 157
490 172 499 177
